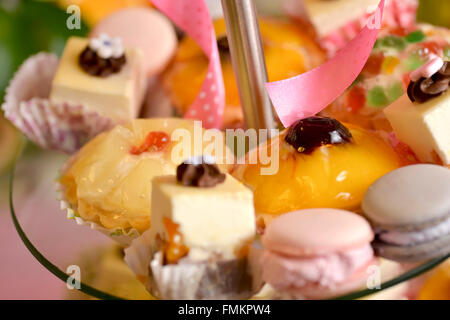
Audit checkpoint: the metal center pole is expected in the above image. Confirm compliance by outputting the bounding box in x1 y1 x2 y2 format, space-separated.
221 0 276 135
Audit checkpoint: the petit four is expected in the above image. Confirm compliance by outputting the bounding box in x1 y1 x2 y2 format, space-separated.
232 117 402 228
146 159 255 299
163 18 325 128
50 35 146 123
91 8 177 76
261 209 377 299
59 119 234 244
2 52 115 153
362 164 450 262
323 24 450 131
384 58 450 165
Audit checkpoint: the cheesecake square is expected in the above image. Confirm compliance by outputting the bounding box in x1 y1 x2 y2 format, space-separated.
150 174 255 256
50 37 146 122
384 91 450 165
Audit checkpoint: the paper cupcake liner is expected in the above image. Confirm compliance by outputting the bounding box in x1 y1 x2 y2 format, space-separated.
2 52 114 154
125 230 260 300
57 183 140 247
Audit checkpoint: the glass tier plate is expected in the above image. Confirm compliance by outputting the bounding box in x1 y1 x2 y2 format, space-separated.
8 145 449 300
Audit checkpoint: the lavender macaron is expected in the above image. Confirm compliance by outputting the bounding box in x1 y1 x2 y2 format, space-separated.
362 164 450 262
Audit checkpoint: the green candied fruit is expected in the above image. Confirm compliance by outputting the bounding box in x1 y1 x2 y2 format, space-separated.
403 53 426 71
374 36 407 51
445 46 450 59
386 82 404 103
405 30 426 43
367 86 389 108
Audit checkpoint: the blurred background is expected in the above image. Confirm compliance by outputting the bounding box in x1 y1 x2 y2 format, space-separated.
0 0 449 300
0 0 154 300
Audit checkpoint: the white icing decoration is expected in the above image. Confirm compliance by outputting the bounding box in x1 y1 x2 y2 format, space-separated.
89 33 124 59
183 155 216 165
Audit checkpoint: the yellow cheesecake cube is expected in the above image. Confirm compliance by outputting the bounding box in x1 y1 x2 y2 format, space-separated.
151 174 255 259
50 37 146 122
384 91 450 165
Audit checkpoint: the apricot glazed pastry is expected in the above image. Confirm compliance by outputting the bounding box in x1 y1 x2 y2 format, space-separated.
59 118 233 245
232 117 402 229
163 18 325 128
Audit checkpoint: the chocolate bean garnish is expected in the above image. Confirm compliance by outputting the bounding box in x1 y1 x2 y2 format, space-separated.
285 117 353 154
407 61 450 103
79 47 126 77
177 162 226 188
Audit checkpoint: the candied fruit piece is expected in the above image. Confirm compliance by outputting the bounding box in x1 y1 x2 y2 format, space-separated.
405 30 426 43
403 53 425 72
346 85 366 113
163 217 189 264
386 82 404 103
362 52 384 76
367 86 389 108
374 36 407 51
130 131 170 155
415 41 443 60
445 46 450 59
390 27 412 37
402 74 411 88
421 41 443 56
381 56 400 74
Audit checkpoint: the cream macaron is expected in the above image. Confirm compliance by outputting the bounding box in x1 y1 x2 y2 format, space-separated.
261 209 377 299
362 164 450 262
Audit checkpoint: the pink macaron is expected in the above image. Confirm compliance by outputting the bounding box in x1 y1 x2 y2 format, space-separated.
91 8 177 77
261 208 377 299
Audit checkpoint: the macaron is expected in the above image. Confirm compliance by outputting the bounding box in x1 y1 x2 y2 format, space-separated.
362 164 450 262
261 209 376 299
91 8 177 76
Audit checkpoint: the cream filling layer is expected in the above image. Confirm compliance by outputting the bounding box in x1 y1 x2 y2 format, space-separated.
261 244 374 290
378 216 450 246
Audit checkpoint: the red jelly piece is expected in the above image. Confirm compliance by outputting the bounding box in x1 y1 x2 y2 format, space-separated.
130 131 170 155
347 85 366 113
362 52 384 77
419 41 442 58
390 27 411 37
402 74 411 89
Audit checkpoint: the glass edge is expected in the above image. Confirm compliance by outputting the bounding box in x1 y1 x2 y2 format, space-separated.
8 148 124 300
332 254 449 300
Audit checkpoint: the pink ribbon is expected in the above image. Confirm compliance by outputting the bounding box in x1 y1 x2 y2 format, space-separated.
152 0 225 129
266 0 386 128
